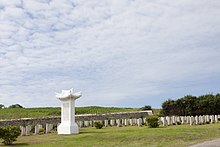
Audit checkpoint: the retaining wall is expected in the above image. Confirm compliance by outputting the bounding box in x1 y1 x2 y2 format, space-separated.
0 110 152 126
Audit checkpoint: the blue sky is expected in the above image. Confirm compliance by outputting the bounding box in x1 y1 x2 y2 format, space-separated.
0 0 220 108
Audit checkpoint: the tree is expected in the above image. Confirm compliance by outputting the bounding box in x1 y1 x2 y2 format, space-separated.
8 104 23 108
0 104 5 109
140 105 152 110
161 93 220 116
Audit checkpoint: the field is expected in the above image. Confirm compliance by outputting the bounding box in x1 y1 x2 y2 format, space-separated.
1 124 220 147
0 106 140 120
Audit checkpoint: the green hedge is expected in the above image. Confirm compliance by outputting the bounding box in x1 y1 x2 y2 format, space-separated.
146 116 159 128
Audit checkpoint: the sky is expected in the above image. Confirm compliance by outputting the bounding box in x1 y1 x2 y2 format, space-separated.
0 0 220 108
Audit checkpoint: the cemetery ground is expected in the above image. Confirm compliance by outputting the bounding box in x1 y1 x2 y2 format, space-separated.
1 123 220 147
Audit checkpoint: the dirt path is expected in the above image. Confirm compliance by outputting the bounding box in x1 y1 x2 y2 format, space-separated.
189 138 220 147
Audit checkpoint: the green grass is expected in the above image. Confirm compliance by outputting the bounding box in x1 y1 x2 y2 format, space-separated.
0 106 139 120
152 108 161 116
1 124 220 147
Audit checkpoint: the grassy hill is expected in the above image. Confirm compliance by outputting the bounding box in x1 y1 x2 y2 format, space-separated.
0 106 140 120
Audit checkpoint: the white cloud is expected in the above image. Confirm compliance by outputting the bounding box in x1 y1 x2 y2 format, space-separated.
0 0 220 108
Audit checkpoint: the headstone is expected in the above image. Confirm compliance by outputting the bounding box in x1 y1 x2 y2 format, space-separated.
143 118 146 124
84 121 89 127
206 115 210 123
78 121 83 128
195 116 198 125
122 119 125 126
161 117 165 126
172 116 176 124
166 116 171 126
133 119 137 125
104 120 108 127
56 88 82 134
26 125 32 135
181 116 184 124
214 115 218 123
46 124 53 133
129 119 133 126
35 124 42 134
198 116 202 124
137 118 142 127
176 116 180 124
186 116 190 124
20 126 26 136
124 119 128 126
116 119 121 127
210 115 214 124
189 116 193 126
89 120 93 127
110 119 115 126
202 115 205 124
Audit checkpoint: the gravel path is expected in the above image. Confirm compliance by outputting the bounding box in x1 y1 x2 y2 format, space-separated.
189 138 220 147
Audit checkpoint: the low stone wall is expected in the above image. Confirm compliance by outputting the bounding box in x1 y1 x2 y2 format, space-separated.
0 110 152 127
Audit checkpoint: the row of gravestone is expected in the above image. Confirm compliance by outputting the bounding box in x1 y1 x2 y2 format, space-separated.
19 118 146 136
20 123 54 136
159 115 220 126
76 118 146 128
19 115 220 136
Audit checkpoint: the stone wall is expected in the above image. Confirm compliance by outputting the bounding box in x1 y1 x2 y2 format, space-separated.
0 110 152 127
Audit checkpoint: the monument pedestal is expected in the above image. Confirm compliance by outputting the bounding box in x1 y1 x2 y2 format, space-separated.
57 123 79 134
56 88 82 135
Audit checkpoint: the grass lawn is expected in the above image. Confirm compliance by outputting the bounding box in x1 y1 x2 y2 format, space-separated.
1 124 220 147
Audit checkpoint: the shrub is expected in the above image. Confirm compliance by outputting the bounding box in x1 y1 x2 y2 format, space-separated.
38 128 45 135
140 105 152 111
94 122 103 129
146 116 159 128
0 126 21 145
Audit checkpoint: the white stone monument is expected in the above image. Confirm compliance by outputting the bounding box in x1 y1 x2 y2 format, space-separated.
56 88 82 134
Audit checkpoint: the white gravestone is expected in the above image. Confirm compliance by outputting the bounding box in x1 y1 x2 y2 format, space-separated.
46 124 53 133
137 118 142 127
181 116 184 124
35 124 42 134
116 119 121 127
214 115 218 123
26 125 32 135
124 119 128 126
20 126 26 136
104 120 109 127
56 88 82 134
195 116 198 125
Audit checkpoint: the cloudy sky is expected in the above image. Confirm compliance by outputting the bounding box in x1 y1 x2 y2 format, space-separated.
0 0 220 108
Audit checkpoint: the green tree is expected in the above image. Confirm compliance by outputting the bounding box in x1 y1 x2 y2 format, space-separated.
0 104 5 109
140 105 152 110
8 104 23 108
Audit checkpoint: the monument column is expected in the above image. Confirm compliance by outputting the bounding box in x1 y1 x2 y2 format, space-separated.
56 88 82 134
